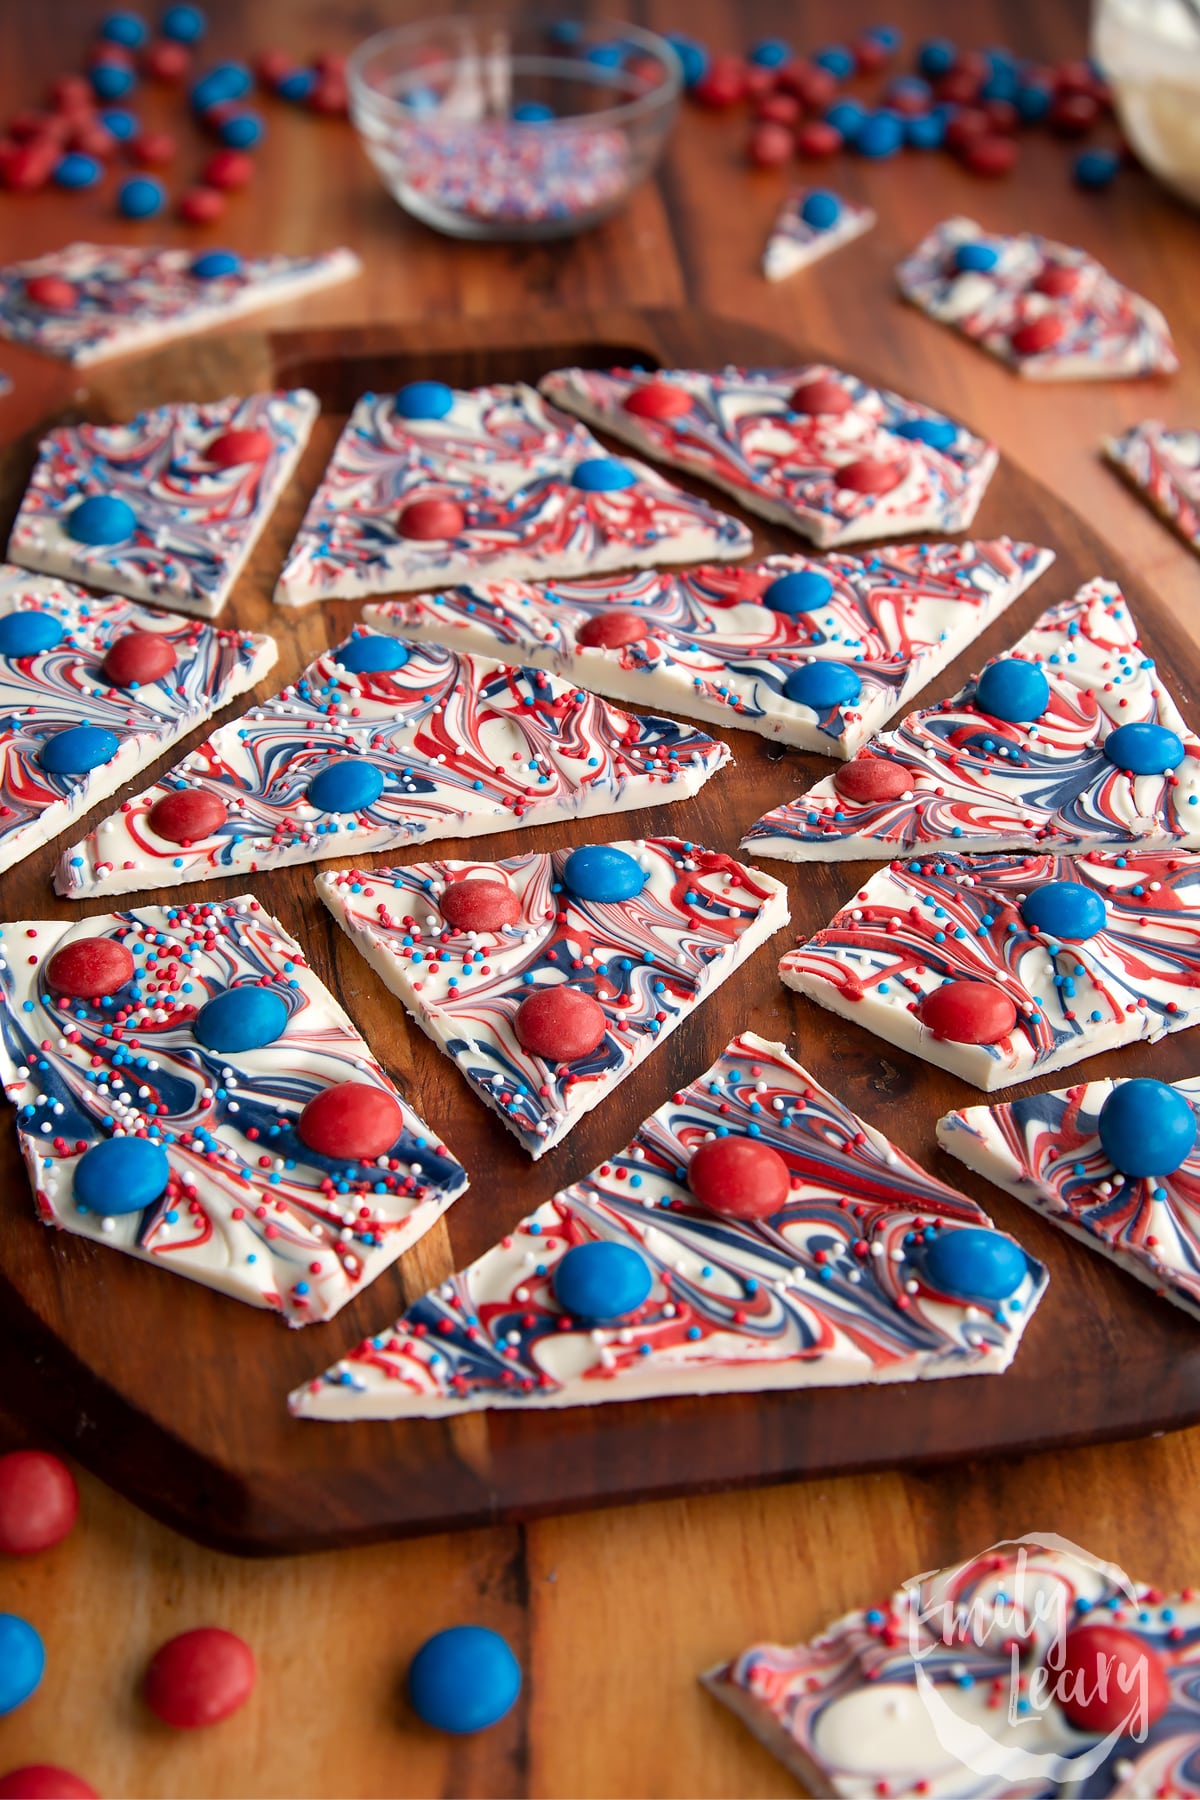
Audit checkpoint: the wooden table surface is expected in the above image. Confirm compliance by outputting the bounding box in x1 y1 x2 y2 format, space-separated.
2 1 1199 1794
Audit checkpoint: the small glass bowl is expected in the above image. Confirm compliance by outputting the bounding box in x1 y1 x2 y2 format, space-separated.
347 16 682 242
1093 0 1200 208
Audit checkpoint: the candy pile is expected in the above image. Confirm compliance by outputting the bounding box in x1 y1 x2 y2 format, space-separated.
0 5 348 226
665 26 1123 190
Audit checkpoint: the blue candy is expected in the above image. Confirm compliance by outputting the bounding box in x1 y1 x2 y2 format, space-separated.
887 75 931 106
408 1626 521 1735
39 724 119 775
584 42 625 69
783 662 862 710
0 1615 44 1718
955 241 1000 273
975 658 1050 723
1016 82 1052 122
74 1136 170 1214
562 844 646 904
218 110 264 148
1020 881 1107 942
571 457 636 492
546 19 582 46
335 635 411 674
763 570 833 615
825 100 866 136
894 416 958 450
394 379 454 420
276 68 317 101
553 1239 653 1323
100 107 138 139
664 33 709 88
906 105 948 148
1074 148 1120 190
865 25 902 52
54 152 102 189
979 67 1019 102
91 61 136 99
925 1227 1027 1302
0 612 65 658
1099 1079 1197 1178
191 61 251 111
814 44 855 79
190 249 242 279
749 37 791 69
67 495 136 546
512 100 554 122
307 759 385 814
194 985 289 1053
101 11 147 46
917 36 956 77
800 189 841 230
1103 721 1185 776
161 2 206 42
117 175 165 218
853 109 904 158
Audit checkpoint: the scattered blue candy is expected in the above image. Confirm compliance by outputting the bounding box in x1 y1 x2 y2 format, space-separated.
308 759 384 815
749 37 791 68
825 100 866 136
917 36 956 77
161 2 206 43
894 416 958 450
190 60 251 111
74 1136 170 1214
1099 1079 1197 1178
906 106 948 149
763 569 833 615
546 19 582 46
67 494 137 546
784 662 862 710
925 1227 1027 1302
1074 147 1120 190
194 985 289 1054
40 724 120 775
335 635 411 674
100 107 137 139
101 11 148 47
584 42 625 69
276 67 317 102
562 844 646 904
865 25 902 52
512 100 554 122
218 110 263 148
0 613 65 658
975 658 1050 724
408 1626 521 1735
571 457 636 492
814 44 855 79
1103 721 1185 776
118 175 165 218
54 152 102 189
1020 881 1107 942
1016 82 1052 122
190 248 242 279
980 67 1019 102
800 189 841 230
955 241 1000 273
90 61 136 99
0 1615 44 1718
553 1239 653 1323
853 109 904 158
664 32 709 88
887 75 932 106
394 379 454 420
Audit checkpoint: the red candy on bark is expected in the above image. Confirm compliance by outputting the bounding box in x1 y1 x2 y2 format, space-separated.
203 148 254 190
576 611 651 650
748 122 794 167
206 428 273 467
789 377 853 415
46 937 134 1000
298 1082 404 1161
513 986 607 1061
1011 313 1066 356
147 788 228 844
0 1450 78 1555
919 981 1018 1045
440 878 521 932
833 757 913 803
796 121 843 158
398 498 467 540
622 382 693 421
101 630 177 688
0 1770 97 1800
1033 263 1083 298
178 185 226 222
687 1136 791 1220
144 1627 256 1729
836 455 907 495
1056 1625 1170 1735
24 274 76 309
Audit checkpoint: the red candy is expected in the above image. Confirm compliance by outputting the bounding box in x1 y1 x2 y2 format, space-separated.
919 981 1018 1045
743 66 778 103
49 75 95 112
622 382 692 420
1056 1625 1169 1735
693 56 746 108
24 274 76 310
1011 313 1065 356
0 1770 97 1800
748 122 794 168
9 111 66 145
298 1082 404 1161
945 107 990 152
576 611 650 650
143 39 191 81
982 98 1018 134
963 134 1018 176
833 757 913 803
1050 92 1100 135
201 149 253 190
178 185 226 222
132 130 176 167
513 986 607 1062
397 498 467 541
1033 263 1083 298
789 377 853 415
101 630 177 688
440 877 521 933
0 1450 78 1556
70 121 117 158
143 1626 256 1730
756 93 801 127
796 121 843 158
309 76 348 117
46 938 134 1000
687 1136 790 1220
836 455 907 495
254 49 296 89
854 35 890 73
206 427 273 467
778 62 835 108
0 141 58 192
147 788 228 844
935 68 981 105
1053 59 1100 97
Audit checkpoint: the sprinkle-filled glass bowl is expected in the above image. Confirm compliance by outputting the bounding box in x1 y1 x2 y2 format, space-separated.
347 17 682 241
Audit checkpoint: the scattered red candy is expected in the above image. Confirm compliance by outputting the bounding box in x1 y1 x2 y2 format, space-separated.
0 1769 97 1800
778 61 835 108
48 75 94 113
576 610 650 649
143 39 190 81
693 56 746 108
743 65 778 102
1053 59 1099 97
1056 1626 1169 1734
687 1136 790 1220
945 106 990 152
796 120 843 158
308 76 348 117
203 149 254 190
833 757 913 803
756 92 801 126
397 497 467 540
0 142 57 191
513 986 607 1062
100 630 177 688
748 121 794 167
919 981 1018 1045
298 1082 404 1161
147 787 227 844
9 110 66 145
69 121 116 158
963 133 1018 175
205 427 273 467
254 49 296 90
1049 91 1099 135
143 1627 256 1730
131 130 176 167
982 98 1018 133
46 938 134 1000
440 878 521 932
934 68 980 105
178 185 226 222
0 1450 79 1555
853 34 890 73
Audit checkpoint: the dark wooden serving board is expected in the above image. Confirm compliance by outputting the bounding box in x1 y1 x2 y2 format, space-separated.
2 306 1198 1557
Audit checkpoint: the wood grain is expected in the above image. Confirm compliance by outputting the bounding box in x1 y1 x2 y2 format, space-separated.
3 0 1200 1791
